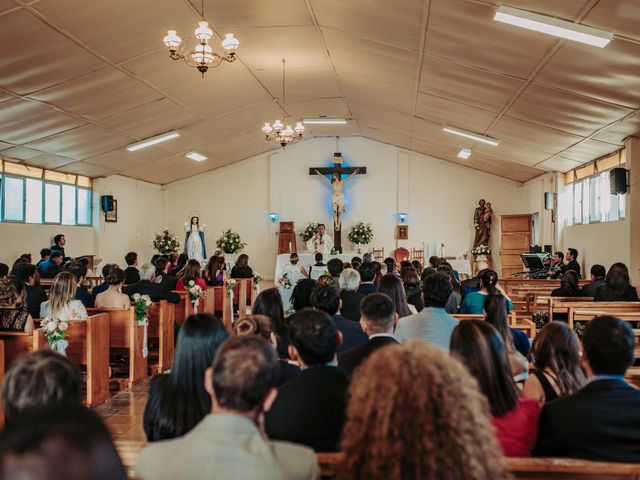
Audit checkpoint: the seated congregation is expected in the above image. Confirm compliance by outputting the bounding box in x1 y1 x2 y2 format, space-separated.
1 246 640 479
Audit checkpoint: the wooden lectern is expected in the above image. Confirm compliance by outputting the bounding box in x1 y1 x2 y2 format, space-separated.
278 222 297 254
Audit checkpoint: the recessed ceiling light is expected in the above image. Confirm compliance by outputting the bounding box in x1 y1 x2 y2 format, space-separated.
126 132 180 152
494 6 612 48
185 151 207 162
443 126 499 146
302 118 348 125
457 148 472 159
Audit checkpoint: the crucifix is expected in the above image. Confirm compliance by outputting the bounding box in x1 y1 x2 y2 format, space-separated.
309 152 367 253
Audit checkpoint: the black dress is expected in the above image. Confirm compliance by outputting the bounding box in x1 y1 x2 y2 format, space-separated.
532 369 559 403
594 285 639 302
0 306 29 331
230 266 253 279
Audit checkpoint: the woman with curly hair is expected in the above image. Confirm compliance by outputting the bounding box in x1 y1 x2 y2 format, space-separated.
0 277 34 333
523 322 586 407
338 341 509 480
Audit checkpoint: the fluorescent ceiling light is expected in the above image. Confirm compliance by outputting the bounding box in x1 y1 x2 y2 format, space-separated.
443 126 499 146
494 6 612 48
457 148 472 159
302 118 348 125
127 132 180 152
185 151 207 162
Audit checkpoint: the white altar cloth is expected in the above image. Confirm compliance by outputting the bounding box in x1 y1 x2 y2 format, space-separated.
275 253 358 281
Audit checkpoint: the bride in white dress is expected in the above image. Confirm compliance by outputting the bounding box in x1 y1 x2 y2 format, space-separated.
184 216 207 264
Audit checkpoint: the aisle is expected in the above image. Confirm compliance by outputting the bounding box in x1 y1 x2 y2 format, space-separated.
94 381 149 472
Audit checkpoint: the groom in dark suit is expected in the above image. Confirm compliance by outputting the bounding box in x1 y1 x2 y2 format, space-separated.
339 293 398 376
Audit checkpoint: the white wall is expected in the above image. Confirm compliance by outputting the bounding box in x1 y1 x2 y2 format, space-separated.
163 137 524 278
93 175 163 267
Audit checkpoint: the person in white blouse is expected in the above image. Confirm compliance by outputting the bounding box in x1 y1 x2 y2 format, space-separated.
40 272 88 320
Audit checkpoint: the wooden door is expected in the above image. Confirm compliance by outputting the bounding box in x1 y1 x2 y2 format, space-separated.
500 214 532 278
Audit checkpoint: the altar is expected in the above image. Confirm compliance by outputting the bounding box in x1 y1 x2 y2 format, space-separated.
274 253 357 281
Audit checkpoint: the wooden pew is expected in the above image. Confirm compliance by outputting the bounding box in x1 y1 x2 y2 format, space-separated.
316 453 640 479
452 312 535 338
567 303 640 328
147 300 175 373
0 329 47 362
65 314 111 406
173 288 217 325
86 307 147 388
532 296 594 321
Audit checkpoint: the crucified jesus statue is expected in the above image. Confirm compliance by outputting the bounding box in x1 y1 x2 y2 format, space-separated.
314 169 359 231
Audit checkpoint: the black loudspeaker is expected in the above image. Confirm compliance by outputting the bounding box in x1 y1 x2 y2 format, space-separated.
544 192 555 210
610 167 628 195
101 195 114 212
543 245 553 254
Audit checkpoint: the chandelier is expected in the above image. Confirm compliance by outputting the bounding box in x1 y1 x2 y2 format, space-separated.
261 59 305 148
162 0 239 77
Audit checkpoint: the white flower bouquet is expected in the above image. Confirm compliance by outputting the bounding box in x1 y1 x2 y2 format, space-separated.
299 223 319 242
471 244 491 256
225 278 238 294
347 222 374 245
153 229 181 255
252 273 263 290
278 273 292 289
41 316 69 355
186 281 207 303
216 229 246 254
133 293 153 326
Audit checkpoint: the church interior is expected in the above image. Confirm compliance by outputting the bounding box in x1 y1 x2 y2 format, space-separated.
0 0 640 478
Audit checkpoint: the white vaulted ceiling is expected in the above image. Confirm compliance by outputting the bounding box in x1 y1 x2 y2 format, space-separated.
0 0 639 184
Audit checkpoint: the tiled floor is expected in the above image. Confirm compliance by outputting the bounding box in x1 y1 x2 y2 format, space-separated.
94 381 149 472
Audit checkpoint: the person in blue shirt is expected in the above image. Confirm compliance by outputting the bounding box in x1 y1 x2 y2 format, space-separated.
460 269 513 314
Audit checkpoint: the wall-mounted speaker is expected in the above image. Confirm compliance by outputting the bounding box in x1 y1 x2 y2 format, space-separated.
544 192 555 210
101 195 114 212
610 167 628 195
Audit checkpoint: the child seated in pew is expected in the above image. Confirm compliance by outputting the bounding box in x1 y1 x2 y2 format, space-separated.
0 277 34 333
1 350 81 426
176 260 206 291
40 272 88 321
95 268 131 310
230 254 253 279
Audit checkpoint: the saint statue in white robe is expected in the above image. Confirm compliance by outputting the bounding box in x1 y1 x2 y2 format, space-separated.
184 216 207 264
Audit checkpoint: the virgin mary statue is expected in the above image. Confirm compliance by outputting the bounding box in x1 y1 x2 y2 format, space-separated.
184 216 207 264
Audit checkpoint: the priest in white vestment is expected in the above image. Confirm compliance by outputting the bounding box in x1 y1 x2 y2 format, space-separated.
306 223 333 255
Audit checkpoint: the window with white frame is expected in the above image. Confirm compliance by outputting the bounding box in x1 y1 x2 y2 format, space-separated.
0 162 92 226
561 168 626 227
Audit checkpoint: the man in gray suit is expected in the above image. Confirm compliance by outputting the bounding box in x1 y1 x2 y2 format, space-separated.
135 336 319 480
395 272 458 352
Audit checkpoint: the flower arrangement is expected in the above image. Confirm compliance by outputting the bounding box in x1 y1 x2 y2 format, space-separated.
471 244 491 256
252 273 263 290
277 272 292 289
41 317 69 355
298 222 319 242
153 229 181 255
133 293 153 325
186 281 207 305
215 229 246 254
133 293 152 358
347 222 374 246
225 278 238 294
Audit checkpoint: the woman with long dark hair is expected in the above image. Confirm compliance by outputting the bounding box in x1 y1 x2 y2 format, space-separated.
523 322 586 407
401 267 424 312
203 256 225 286
377 274 413 318
230 254 253 279
460 269 513 314
595 262 639 301
252 288 288 359
551 270 581 297
450 320 539 457
176 259 206 291
144 314 228 441
170 253 189 278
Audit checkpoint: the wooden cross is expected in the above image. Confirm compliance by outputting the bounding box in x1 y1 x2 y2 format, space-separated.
309 153 367 253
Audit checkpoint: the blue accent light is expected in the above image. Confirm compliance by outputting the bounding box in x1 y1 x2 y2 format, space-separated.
398 212 408 224
269 212 279 223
